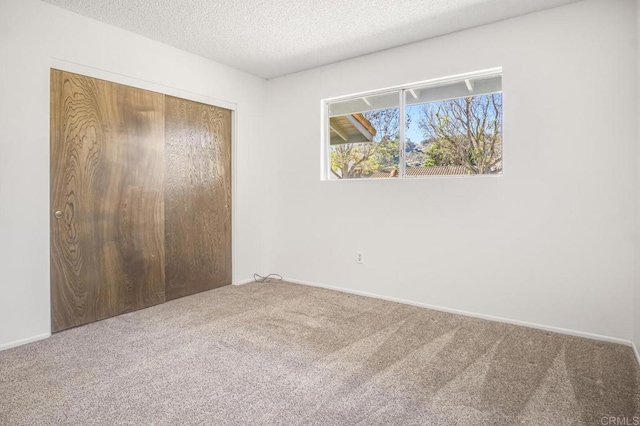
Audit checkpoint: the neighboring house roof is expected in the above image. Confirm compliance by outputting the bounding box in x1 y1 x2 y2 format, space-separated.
329 113 376 145
369 165 471 178
406 165 470 176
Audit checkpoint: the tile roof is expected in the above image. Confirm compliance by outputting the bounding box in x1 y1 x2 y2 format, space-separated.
369 165 471 178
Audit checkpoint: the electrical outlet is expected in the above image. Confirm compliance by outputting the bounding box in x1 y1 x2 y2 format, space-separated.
356 250 364 264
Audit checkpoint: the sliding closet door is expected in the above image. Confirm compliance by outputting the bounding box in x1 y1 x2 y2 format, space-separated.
50 69 165 332
164 96 232 300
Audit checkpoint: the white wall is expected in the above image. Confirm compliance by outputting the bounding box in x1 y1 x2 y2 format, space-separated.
0 0 267 349
635 0 640 354
264 0 637 341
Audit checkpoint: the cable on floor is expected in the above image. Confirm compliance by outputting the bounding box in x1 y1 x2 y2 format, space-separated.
253 273 283 283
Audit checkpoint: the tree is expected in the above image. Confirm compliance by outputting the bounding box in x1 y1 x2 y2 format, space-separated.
423 141 449 167
330 143 379 179
419 93 502 174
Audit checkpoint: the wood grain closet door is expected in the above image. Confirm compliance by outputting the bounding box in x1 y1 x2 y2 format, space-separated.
50 69 165 332
164 96 232 300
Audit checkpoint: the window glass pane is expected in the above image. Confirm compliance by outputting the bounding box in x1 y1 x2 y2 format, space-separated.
328 91 401 179
405 80 503 176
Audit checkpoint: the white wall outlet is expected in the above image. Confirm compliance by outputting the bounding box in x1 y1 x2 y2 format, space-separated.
356 250 364 264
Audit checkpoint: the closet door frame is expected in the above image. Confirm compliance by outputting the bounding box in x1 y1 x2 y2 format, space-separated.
49 58 238 324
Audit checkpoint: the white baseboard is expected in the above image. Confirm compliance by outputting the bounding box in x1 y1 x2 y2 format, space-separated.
233 278 255 286
0 333 50 352
285 277 635 348
633 342 640 367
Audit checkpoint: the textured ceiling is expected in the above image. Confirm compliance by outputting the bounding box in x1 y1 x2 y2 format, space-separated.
41 0 580 79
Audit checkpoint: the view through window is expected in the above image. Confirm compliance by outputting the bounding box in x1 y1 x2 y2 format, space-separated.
325 70 503 179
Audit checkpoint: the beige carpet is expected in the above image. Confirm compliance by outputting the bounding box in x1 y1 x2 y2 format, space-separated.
1 281 638 425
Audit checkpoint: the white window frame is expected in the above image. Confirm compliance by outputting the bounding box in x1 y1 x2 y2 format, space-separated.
321 67 503 181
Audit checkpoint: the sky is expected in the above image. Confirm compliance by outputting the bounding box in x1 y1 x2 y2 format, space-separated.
405 105 424 144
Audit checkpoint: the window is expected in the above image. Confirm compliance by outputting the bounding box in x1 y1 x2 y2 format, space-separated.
323 69 503 180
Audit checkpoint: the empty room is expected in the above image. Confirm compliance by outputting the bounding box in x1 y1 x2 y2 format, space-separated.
1 0 639 424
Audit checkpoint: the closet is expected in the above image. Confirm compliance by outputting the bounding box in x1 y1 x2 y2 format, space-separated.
50 70 231 332
164 96 232 301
